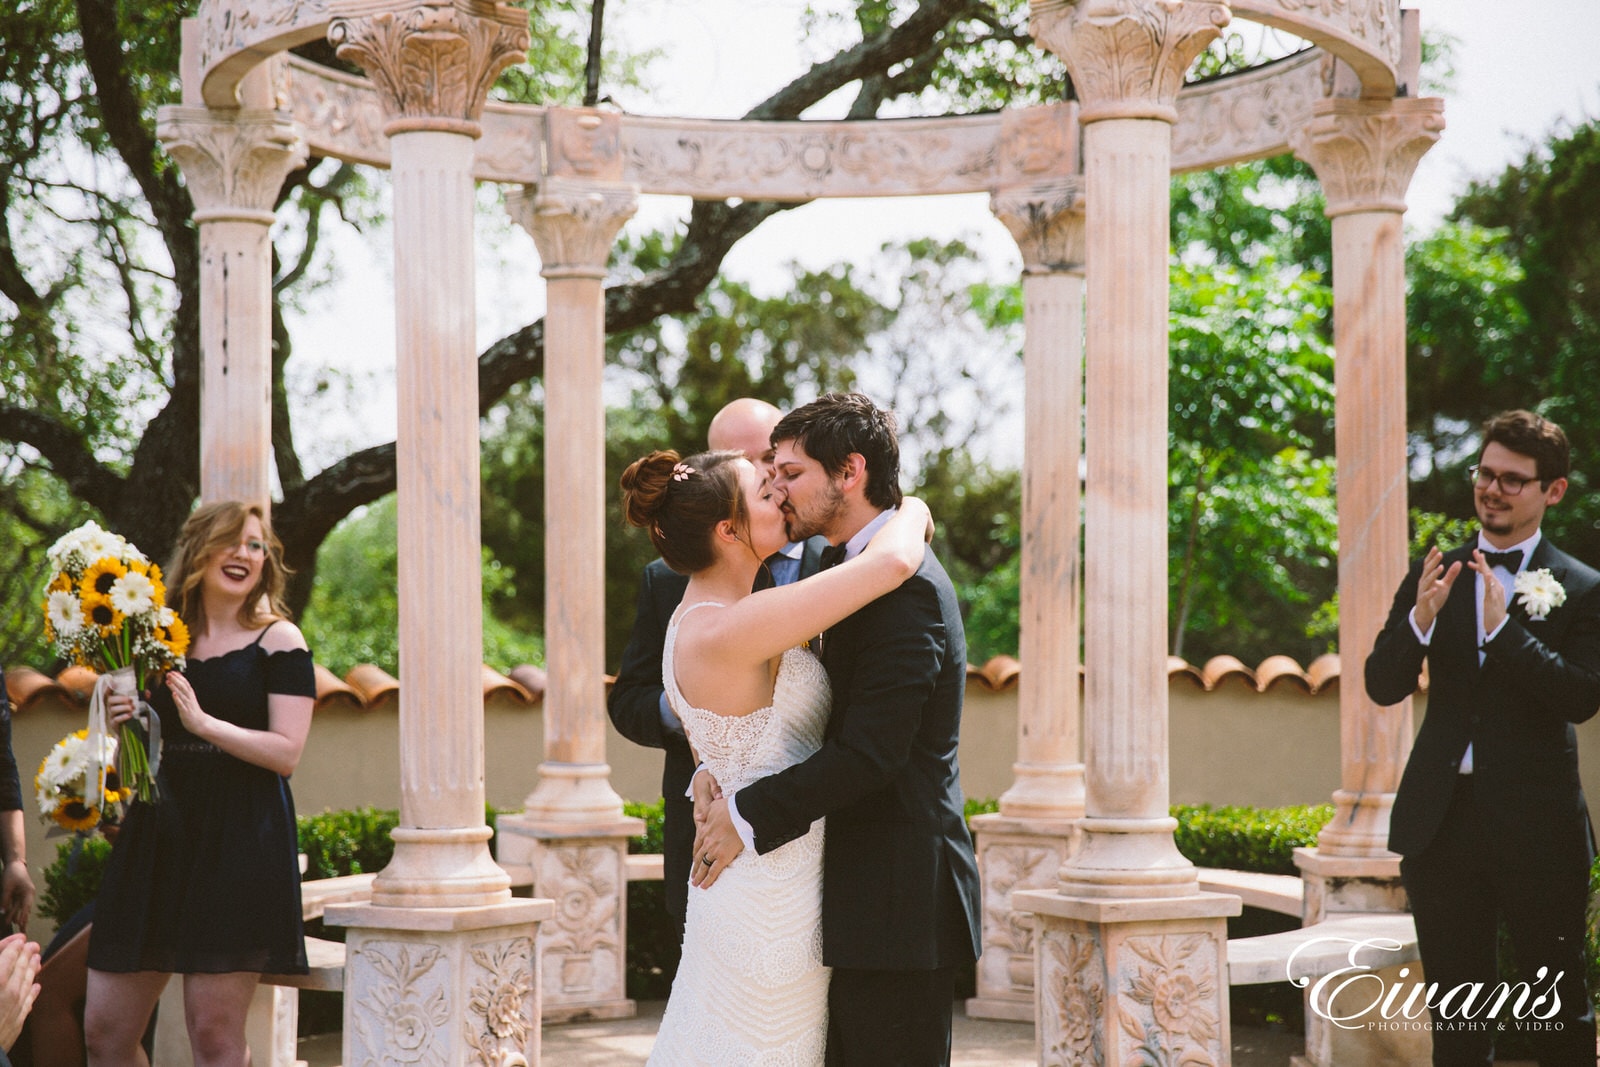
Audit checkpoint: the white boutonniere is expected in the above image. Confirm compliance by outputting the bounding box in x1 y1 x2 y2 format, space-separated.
1513 568 1567 621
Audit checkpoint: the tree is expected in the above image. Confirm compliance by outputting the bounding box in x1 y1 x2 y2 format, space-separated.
0 0 1057 667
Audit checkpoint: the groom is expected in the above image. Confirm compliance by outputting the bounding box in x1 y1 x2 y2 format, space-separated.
1366 409 1599 1065
694 392 982 1066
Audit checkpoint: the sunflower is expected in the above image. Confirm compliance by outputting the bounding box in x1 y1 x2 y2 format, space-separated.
52 800 101 833
80 557 129 601
85 598 125 635
48 571 74 594
161 614 192 658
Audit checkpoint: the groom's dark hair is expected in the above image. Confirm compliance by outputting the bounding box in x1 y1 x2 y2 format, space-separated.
772 392 903 509
1482 409 1570 486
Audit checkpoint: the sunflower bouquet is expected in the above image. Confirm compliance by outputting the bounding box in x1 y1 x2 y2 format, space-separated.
34 728 131 833
43 521 189 804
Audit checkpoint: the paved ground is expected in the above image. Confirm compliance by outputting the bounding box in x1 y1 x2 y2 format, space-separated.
299 1000 1307 1065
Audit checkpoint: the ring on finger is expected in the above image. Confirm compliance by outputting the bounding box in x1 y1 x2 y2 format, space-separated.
700 855 714 867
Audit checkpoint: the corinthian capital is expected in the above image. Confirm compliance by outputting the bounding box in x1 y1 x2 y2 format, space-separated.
1030 0 1230 123
507 178 639 280
992 180 1087 274
1290 97 1445 216
327 0 530 137
157 107 308 223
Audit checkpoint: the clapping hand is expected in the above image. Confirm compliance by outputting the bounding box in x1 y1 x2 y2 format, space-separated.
0 932 40 1051
1414 545 1463 634
1469 549 1509 635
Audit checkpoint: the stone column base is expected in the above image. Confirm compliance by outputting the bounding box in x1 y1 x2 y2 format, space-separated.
497 812 646 1021
323 899 553 1067
1293 847 1406 925
966 813 1080 1021
1016 889 1240 1065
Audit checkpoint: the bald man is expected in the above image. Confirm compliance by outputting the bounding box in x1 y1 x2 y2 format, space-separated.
608 398 828 941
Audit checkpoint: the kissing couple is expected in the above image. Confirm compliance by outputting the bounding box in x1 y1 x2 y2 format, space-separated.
619 393 982 1066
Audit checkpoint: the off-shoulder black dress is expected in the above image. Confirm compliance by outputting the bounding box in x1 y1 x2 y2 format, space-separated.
87 624 314 975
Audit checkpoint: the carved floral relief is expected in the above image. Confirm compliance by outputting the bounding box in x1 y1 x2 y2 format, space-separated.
1030 0 1230 115
1115 933 1223 1067
1039 928 1105 1066
1171 49 1327 172
285 58 390 166
348 940 450 1067
978 841 1064 996
535 841 625 1000
464 936 536 1067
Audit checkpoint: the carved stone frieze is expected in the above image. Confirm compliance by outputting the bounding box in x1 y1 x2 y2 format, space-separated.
285 55 391 167
531 840 626 1003
1234 0 1399 69
992 179 1086 274
156 107 308 223
348 940 450 1067
1172 47 1327 172
196 0 330 101
328 0 530 136
1030 0 1231 123
464 936 536 1067
1289 96 1443 215
547 108 623 180
619 113 1010 201
508 178 638 279
1039 928 1106 1065
1116 933 1224 1066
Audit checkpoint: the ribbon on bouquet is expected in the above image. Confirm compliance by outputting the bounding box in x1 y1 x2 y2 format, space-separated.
84 669 161 810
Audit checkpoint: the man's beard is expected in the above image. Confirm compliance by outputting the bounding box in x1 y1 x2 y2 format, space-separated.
783 481 847 542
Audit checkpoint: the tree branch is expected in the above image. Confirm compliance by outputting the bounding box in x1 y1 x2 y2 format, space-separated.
0 406 125 512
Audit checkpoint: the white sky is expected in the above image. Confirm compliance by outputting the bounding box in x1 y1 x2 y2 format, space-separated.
285 0 1600 469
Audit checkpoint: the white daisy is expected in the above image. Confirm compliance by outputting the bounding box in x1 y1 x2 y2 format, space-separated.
80 527 127 564
1513 568 1567 621
108 571 158 616
38 734 82 790
46 590 85 635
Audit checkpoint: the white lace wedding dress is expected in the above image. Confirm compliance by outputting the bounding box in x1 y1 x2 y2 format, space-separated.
648 601 833 1066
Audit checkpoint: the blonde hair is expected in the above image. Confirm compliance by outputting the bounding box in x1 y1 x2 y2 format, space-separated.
166 501 292 632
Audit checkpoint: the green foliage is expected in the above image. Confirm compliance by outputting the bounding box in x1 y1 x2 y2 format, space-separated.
299 496 544 676
1170 803 1336 876
623 799 679 1000
1168 257 1337 664
296 806 399 881
38 834 114 927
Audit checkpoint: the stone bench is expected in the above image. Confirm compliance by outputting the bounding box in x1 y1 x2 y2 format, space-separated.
1196 866 1304 918
1226 910 1418 986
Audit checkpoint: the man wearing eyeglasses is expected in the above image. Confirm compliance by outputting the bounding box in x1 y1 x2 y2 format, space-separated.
1367 409 1600 1065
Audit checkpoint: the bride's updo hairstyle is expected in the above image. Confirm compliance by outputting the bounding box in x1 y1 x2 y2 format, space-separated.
621 448 750 575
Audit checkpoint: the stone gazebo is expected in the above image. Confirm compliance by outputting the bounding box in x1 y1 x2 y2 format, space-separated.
166 0 1440 1063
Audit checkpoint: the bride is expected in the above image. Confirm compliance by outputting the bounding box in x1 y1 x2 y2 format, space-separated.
620 447 928 1064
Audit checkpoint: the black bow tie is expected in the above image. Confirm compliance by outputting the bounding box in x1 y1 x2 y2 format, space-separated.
1482 549 1524 572
819 544 848 570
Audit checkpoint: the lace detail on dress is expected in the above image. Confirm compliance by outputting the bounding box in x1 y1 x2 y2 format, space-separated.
649 600 834 1066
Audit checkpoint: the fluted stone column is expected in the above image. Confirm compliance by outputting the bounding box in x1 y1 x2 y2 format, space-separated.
1288 95 1443 930
317 5 553 1065
1015 4 1241 1062
496 106 644 1022
157 56 306 510
967 174 1087 1023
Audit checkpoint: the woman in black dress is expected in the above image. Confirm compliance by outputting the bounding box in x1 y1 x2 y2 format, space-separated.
84 501 315 1067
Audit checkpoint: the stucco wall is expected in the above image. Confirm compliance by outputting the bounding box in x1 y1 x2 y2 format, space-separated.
14 679 1600 943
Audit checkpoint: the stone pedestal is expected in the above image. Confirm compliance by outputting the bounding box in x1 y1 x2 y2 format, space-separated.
967 814 1080 1020
1294 847 1406 927
494 821 644 1021
326 899 553 1067
1018 890 1240 1065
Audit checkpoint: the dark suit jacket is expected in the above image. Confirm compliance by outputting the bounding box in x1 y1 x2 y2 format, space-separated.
1366 536 1600 870
735 545 983 971
608 540 829 929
